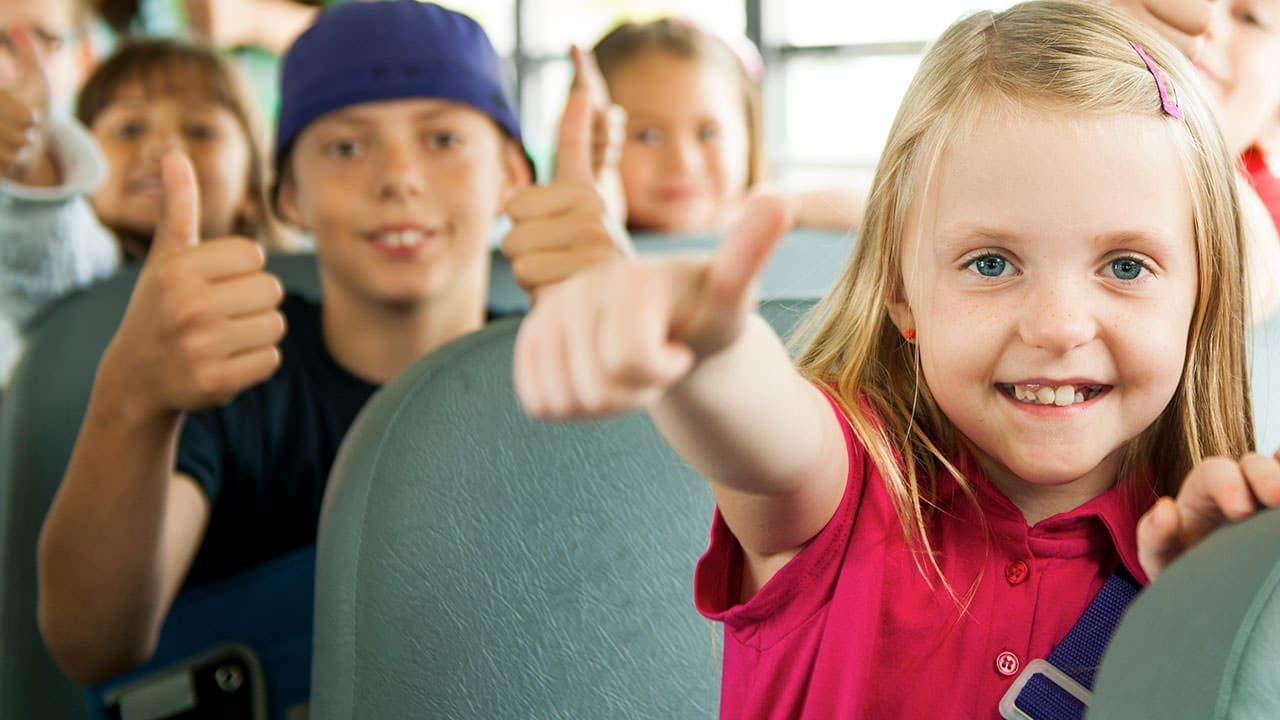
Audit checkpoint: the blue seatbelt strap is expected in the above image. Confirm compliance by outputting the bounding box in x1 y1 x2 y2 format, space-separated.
998 567 1141 720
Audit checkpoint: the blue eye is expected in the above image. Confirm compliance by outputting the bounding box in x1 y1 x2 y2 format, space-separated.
1106 257 1148 281
633 128 661 145
968 255 1010 277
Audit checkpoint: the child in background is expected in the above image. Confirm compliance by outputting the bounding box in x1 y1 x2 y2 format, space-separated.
1111 0 1280 320
1194 0 1280 231
75 37 286 260
0 2 119 386
592 17 866 234
514 2 1274 717
37 0 617 686
0 34 288 386
1108 0 1215 55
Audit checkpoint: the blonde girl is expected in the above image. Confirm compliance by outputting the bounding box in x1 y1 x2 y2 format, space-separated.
512 1 1278 717
591 17 865 234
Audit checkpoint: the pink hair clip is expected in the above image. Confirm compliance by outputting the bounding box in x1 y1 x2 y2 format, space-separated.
1128 41 1183 121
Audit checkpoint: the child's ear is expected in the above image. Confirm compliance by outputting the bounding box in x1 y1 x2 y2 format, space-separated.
885 280 916 338
498 138 534 208
275 173 310 232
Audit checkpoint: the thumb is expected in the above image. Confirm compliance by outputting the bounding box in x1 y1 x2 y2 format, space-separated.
704 194 791 310
554 45 605 184
7 27 50 113
152 150 201 258
1137 496 1182 582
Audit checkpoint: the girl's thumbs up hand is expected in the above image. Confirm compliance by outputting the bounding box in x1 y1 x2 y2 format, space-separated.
514 194 789 420
96 151 286 419
0 26 57 185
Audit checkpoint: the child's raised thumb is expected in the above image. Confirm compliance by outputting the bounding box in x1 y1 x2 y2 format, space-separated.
151 151 201 258
553 45 606 185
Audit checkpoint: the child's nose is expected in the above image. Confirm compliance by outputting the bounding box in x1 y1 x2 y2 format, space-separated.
374 146 424 200
142 127 186 163
662 136 702 174
1018 277 1097 353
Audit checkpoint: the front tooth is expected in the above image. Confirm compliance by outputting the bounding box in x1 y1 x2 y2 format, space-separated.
1054 385 1074 406
1035 387 1055 404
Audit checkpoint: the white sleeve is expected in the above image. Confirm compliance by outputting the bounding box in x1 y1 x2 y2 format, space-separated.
0 116 121 330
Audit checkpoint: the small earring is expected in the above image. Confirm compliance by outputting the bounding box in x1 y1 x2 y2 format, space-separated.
904 329 916 342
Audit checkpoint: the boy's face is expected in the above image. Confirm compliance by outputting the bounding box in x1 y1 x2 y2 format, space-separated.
0 0 85 105
279 98 530 310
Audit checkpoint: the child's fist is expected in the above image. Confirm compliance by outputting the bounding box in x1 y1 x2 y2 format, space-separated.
0 26 55 184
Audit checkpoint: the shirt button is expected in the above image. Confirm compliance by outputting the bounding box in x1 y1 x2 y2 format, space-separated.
995 650 1021 677
1005 560 1029 585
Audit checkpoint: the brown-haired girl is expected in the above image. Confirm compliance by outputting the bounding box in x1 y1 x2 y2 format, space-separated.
76 36 288 259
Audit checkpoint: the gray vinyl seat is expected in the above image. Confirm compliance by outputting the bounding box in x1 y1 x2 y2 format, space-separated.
1087 507 1280 719
310 299 815 718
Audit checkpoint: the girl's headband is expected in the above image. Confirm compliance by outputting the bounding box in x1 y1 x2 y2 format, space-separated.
1128 41 1183 121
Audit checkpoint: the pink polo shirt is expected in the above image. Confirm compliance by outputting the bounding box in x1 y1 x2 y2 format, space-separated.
694 399 1153 719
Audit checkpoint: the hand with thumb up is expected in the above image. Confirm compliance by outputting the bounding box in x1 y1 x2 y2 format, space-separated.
0 26 58 186
502 45 632 303
97 151 286 418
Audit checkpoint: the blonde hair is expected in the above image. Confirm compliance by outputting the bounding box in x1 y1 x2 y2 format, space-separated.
794 0 1253 571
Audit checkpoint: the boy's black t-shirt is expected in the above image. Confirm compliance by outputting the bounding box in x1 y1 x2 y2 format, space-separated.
176 293 377 588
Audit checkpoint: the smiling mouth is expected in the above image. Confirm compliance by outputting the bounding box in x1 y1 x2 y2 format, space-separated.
366 229 434 249
997 383 1108 407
